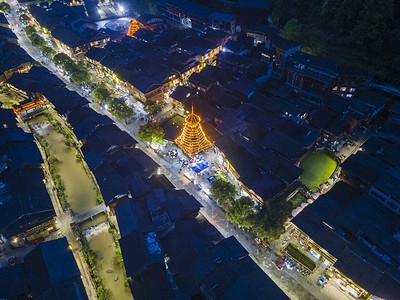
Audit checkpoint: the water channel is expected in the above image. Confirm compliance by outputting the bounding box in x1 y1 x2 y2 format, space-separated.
29 115 132 300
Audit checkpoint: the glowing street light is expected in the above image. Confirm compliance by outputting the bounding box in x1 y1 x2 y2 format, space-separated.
97 8 102 14
118 4 124 12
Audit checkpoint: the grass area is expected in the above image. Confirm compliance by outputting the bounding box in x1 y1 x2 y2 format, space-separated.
285 243 317 271
289 192 308 208
299 150 337 192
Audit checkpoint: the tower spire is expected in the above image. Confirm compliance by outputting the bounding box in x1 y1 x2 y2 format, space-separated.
175 109 212 156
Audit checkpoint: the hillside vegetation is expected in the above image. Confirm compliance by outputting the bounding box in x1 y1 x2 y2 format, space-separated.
270 0 400 84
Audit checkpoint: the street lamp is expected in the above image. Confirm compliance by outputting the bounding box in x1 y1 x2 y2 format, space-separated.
118 4 124 12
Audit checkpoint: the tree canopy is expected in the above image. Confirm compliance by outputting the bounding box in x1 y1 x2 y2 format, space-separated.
0 2 11 13
280 19 299 41
24 25 37 36
270 0 400 83
52 53 90 84
93 83 112 103
210 179 237 206
53 53 72 66
137 123 165 143
143 100 162 115
252 201 293 240
41 46 56 59
70 68 90 84
108 98 134 120
226 196 255 228
29 33 46 48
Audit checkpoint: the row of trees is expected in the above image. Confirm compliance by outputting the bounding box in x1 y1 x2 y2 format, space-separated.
273 0 400 83
24 26 56 59
52 53 90 84
210 179 292 240
93 83 134 119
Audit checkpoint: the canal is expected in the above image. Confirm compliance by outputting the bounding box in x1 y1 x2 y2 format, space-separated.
29 115 132 300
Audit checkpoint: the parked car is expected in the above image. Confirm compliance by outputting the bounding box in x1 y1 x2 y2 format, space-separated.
317 275 327 286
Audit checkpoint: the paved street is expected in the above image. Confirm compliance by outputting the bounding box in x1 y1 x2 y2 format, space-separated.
4 5 367 298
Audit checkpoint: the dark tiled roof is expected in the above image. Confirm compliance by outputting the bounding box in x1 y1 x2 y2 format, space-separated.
0 263 28 299
120 230 164 277
2 141 43 172
274 36 300 51
322 93 352 114
51 26 86 48
209 11 235 22
45 86 88 115
114 197 153 238
67 107 113 141
291 51 338 73
0 26 18 41
0 167 55 239
310 107 349 137
0 42 32 73
84 46 107 62
170 86 193 102
93 163 129 205
341 151 390 185
0 13 8 25
0 108 16 126
24 237 88 299
362 136 400 167
82 124 136 170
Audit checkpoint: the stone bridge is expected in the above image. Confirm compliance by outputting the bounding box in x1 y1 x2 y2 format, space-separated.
71 204 107 224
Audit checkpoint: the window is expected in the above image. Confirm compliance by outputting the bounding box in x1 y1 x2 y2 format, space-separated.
387 201 398 210
346 94 353 98
340 87 347 92
350 88 355 92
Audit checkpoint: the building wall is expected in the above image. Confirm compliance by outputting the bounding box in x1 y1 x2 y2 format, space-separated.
285 69 333 103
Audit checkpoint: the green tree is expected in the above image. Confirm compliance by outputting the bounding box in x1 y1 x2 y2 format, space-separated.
93 83 112 103
52 53 73 67
143 100 162 115
108 98 134 120
70 68 90 84
0 2 11 13
350 0 394 49
19 14 30 25
210 179 237 206
52 53 90 83
41 46 56 59
226 196 255 228
29 33 46 47
137 123 165 143
252 201 293 240
24 25 37 36
281 19 300 41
